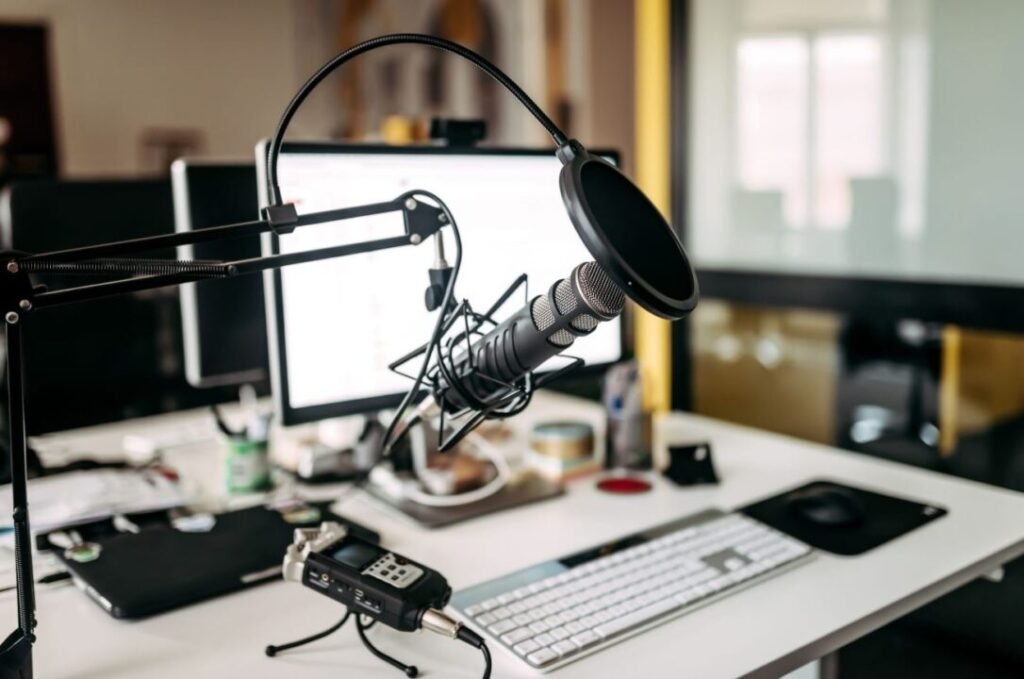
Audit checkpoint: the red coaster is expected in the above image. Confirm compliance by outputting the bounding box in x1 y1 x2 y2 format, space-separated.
596 475 652 494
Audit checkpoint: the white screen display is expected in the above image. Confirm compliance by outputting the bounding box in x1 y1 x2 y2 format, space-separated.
265 149 622 411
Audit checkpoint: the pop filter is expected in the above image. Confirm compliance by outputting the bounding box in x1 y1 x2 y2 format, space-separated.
557 140 698 320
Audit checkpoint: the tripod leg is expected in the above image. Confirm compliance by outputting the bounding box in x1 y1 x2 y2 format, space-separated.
265 611 351 657
355 615 418 678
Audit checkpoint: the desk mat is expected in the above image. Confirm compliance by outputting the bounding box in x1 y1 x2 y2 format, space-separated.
740 479 947 556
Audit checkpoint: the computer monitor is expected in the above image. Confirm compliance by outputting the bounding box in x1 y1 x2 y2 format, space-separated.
171 160 270 389
0 179 238 434
256 143 624 426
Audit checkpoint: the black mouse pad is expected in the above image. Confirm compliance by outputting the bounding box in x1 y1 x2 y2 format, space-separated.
740 480 947 556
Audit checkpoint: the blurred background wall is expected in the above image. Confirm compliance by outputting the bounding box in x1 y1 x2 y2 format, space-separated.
0 0 635 178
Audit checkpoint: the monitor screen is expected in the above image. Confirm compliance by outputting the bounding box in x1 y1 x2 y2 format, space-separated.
258 144 623 424
171 161 270 389
0 179 236 434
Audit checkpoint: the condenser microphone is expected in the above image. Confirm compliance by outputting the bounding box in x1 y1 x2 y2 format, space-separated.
429 261 624 414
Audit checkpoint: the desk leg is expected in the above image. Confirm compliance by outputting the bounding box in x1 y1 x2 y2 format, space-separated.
785 654 838 679
819 652 839 679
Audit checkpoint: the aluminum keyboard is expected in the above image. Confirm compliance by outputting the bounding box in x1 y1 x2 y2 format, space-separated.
450 509 813 672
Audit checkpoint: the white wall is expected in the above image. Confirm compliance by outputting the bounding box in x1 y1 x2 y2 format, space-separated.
0 0 320 175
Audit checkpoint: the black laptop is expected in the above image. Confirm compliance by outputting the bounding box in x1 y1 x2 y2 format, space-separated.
40 502 378 619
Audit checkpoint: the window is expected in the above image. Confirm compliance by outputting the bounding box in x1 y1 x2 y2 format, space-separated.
736 31 886 230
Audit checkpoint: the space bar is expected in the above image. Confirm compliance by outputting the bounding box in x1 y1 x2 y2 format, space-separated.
592 597 680 639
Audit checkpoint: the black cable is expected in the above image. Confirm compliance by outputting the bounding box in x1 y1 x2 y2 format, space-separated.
378 191 462 458
328 191 462 508
265 33 568 206
455 626 491 679
479 642 492 679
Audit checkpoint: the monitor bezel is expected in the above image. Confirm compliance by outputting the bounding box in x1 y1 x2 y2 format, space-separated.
171 158 271 390
256 141 624 426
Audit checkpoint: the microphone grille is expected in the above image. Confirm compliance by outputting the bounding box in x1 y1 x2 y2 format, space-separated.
575 262 625 317
530 294 575 347
554 279 578 315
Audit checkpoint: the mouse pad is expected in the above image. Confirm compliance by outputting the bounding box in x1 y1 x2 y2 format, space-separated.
740 479 947 556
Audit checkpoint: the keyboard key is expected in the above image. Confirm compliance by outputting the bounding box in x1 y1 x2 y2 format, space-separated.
527 648 558 667
464 604 485 617
479 598 500 611
501 628 533 645
706 577 730 592
542 602 564 616
673 590 698 606
564 620 586 634
489 619 516 635
594 597 678 639
570 630 601 648
513 639 540 656
529 620 551 635
551 640 578 657
476 612 497 626
550 626 571 641
529 608 550 622
534 632 556 646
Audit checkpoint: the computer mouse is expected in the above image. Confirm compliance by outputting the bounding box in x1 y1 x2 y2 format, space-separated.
789 485 865 527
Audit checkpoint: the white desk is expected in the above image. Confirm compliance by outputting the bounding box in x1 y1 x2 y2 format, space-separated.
9 392 1024 678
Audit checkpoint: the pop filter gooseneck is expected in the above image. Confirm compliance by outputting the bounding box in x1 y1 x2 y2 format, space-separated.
262 33 698 321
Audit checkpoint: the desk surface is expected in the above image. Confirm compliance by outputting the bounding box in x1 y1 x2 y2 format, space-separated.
10 393 1024 678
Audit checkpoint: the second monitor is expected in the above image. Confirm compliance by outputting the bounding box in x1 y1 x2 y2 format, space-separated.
171 160 270 391
257 143 624 426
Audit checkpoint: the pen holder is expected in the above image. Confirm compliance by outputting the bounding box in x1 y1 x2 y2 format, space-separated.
224 436 272 494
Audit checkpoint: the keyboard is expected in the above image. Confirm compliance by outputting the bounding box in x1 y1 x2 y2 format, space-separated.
450 509 813 672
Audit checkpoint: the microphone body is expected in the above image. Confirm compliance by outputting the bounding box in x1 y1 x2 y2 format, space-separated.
432 261 625 413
